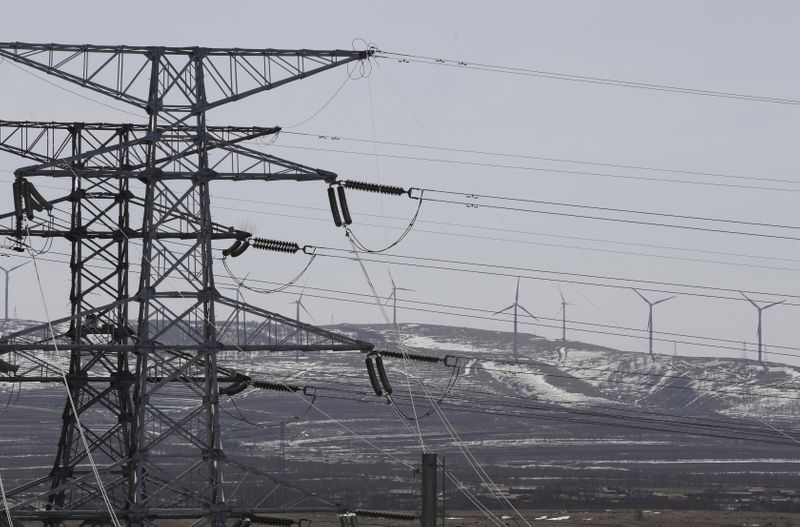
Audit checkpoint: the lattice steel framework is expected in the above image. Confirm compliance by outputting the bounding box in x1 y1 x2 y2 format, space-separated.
0 43 374 526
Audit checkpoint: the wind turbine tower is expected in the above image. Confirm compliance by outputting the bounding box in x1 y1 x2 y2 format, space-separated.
386 270 414 326
0 262 27 321
235 272 249 344
633 289 675 357
557 288 571 361
292 289 313 361
741 292 783 363
494 277 537 361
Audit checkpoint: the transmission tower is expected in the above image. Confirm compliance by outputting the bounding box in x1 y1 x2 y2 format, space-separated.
0 42 374 527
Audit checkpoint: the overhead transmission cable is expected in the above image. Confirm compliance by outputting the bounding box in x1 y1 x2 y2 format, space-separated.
10 239 800 359
412 186 800 233
281 130 800 192
309 247 798 306
13 186 800 278
11 238 800 359
232 365 800 433
267 142 800 194
373 50 800 107
256 372 800 447
202 190 800 268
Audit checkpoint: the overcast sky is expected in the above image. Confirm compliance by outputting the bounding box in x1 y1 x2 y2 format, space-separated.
1 1 800 363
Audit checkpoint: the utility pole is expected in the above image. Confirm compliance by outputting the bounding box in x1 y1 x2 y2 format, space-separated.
632 289 675 357
441 456 446 527
494 277 537 362
0 42 375 526
0 262 26 321
421 453 438 527
741 292 783 363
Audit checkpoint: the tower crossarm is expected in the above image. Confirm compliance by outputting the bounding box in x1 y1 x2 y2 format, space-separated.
0 43 372 112
1 121 329 182
0 120 282 173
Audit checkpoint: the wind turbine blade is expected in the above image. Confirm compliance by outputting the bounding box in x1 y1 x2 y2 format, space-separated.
764 299 785 310
740 291 759 308
558 284 565 305
518 304 538 320
493 305 515 316
632 288 649 303
388 269 396 290
9 262 28 272
396 287 415 292
300 303 314 321
653 295 676 306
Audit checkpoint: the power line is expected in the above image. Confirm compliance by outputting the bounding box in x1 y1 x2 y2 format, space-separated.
419 195 800 243
414 187 800 233
310 248 799 305
267 142 800 194
267 382 800 448
223 203 800 274
241 365 800 435
8 243 800 360
8 176 800 273
374 50 800 107
282 130 800 191
29 196 800 306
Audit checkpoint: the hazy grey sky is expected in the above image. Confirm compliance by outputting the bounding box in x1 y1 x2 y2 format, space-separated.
2 1 800 363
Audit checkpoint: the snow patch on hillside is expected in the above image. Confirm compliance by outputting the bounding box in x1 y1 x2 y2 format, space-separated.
482 361 609 405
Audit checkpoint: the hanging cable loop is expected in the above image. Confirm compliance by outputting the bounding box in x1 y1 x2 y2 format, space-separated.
344 189 424 253
222 246 316 295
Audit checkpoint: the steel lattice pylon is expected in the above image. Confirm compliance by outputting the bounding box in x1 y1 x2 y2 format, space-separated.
0 43 374 526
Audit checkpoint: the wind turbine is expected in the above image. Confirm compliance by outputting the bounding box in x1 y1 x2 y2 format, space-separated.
556 287 571 361
0 262 27 322
291 288 314 362
386 270 414 326
235 272 249 344
632 289 675 357
494 277 537 362
741 292 783 363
